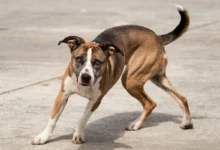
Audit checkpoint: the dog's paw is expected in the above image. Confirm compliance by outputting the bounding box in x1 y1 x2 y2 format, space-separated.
31 133 49 145
126 122 141 131
179 120 193 129
72 129 85 144
72 135 85 144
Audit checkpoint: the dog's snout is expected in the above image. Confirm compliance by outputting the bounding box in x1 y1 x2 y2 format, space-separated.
81 74 91 83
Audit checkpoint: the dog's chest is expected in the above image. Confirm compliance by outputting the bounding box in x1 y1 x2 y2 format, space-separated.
64 75 101 100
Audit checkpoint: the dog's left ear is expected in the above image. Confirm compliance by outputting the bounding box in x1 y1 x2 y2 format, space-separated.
99 42 124 57
58 36 85 53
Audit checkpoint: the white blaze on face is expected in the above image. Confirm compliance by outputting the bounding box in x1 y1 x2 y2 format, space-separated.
78 48 94 86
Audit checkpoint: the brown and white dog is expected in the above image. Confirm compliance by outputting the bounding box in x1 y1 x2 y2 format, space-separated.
32 5 193 145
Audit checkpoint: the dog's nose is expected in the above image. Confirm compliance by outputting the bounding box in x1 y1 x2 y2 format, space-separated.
81 74 91 83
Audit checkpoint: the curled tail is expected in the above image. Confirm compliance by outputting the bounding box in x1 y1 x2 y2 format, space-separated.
159 4 190 45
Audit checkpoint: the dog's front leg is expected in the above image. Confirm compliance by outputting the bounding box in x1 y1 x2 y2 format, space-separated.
72 96 102 144
31 75 74 145
31 90 70 145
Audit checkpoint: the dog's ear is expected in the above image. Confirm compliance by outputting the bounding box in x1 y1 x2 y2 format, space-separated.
58 36 85 53
99 42 124 57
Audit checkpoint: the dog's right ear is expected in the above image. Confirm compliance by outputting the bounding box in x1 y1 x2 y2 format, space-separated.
58 36 85 53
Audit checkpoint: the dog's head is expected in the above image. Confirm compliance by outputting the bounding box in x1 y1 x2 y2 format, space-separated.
58 36 124 87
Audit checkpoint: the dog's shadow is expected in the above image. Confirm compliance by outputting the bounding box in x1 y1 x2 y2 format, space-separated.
49 112 203 150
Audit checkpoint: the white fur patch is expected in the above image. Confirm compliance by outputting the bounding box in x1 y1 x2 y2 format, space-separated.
78 48 95 86
64 76 77 95
64 74 102 99
32 119 56 144
175 4 184 11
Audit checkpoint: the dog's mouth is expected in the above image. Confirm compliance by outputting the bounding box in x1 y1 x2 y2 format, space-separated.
80 82 90 86
78 79 94 87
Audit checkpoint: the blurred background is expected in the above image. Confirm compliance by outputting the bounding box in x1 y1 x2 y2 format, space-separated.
0 0 220 150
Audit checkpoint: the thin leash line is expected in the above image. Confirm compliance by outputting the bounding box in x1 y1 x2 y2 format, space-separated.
0 76 63 95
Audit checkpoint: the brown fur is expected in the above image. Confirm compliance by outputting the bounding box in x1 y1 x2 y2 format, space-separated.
51 64 73 119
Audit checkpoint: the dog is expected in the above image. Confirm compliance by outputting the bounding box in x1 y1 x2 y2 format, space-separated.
32 4 193 145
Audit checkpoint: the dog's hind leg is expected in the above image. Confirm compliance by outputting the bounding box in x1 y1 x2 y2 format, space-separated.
151 73 193 129
122 67 157 130
121 47 160 130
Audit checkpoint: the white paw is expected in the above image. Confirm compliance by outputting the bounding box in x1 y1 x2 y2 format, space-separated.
72 135 85 144
72 131 85 144
31 133 49 145
126 121 141 131
179 119 193 129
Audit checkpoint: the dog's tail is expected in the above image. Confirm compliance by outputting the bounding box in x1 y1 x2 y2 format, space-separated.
159 5 190 45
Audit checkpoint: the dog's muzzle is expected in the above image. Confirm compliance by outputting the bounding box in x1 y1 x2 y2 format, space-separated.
81 73 92 86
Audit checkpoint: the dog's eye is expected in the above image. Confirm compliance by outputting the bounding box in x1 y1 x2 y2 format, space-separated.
75 56 84 64
93 59 102 66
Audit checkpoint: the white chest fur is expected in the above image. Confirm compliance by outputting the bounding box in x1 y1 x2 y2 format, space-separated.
64 74 102 100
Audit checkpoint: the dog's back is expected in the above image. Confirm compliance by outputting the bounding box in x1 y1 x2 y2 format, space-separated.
93 4 189 64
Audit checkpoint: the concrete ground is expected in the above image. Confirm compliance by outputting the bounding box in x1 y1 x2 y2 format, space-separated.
0 0 220 149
